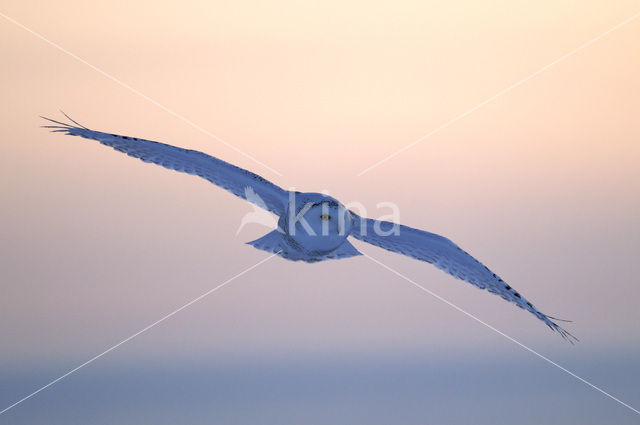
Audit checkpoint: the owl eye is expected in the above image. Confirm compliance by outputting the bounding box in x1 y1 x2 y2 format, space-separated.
320 214 331 221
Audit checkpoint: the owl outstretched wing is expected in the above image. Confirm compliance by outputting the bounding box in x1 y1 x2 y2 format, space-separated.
350 215 576 342
42 115 289 215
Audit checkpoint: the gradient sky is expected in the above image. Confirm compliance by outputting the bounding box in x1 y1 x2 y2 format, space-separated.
1 0 639 423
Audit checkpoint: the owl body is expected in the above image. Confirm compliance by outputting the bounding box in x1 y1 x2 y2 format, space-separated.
249 192 362 262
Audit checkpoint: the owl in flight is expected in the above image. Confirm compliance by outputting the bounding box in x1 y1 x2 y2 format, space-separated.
42 114 575 341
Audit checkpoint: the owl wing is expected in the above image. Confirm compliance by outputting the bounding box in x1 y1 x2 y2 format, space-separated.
350 215 576 342
42 115 289 215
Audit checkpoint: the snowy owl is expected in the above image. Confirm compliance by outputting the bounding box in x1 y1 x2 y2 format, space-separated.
42 115 575 341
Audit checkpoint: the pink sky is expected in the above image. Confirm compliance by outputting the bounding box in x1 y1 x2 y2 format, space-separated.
1 0 639 366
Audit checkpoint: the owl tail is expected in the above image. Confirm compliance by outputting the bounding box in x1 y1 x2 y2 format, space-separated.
246 230 362 263
246 230 286 255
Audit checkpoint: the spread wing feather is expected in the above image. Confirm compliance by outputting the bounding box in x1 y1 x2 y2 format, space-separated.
350 215 576 342
42 115 288 215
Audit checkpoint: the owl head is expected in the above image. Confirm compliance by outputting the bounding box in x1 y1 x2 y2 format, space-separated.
279 192 353 255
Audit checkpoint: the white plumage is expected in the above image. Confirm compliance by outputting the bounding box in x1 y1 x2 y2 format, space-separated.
236 187 279 235
42 114 576 341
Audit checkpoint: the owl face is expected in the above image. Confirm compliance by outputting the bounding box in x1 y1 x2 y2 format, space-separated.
279 192 353 255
